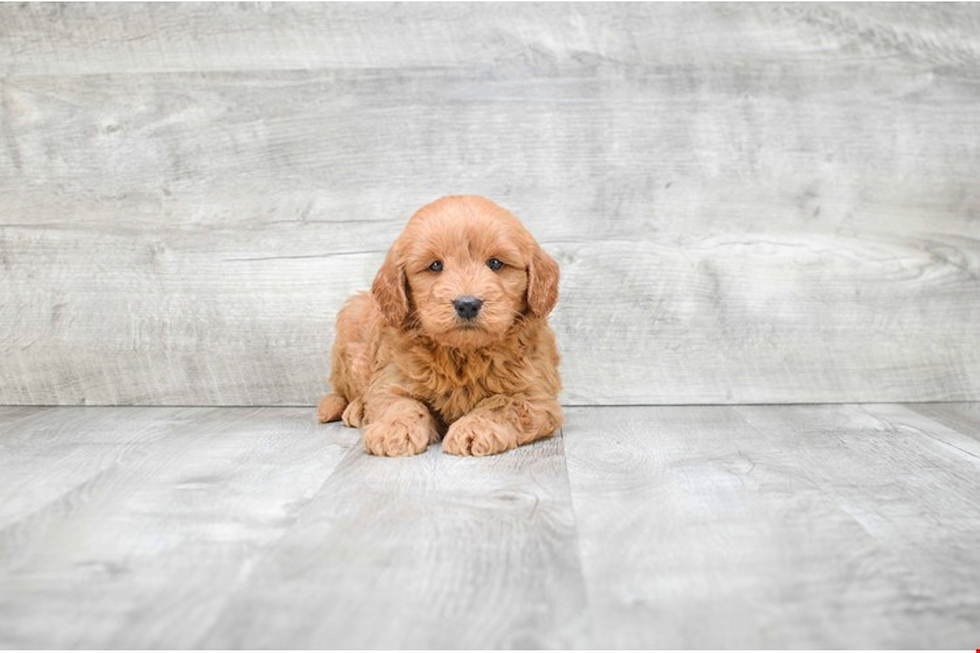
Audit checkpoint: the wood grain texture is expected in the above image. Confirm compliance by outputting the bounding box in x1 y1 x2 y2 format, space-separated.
0 406 206 530
0 407 355 648
867 402 980 461
4 404 980 648
3 3 980 75
563 404 980 648
907 401 980 444
2 3 980 405
201 429 590 649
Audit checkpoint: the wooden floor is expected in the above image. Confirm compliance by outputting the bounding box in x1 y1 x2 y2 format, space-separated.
1 404 978 649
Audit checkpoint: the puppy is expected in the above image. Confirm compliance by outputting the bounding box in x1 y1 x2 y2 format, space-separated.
317 195 562 457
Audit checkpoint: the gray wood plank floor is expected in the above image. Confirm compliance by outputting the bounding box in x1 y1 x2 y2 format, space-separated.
1 404 978 648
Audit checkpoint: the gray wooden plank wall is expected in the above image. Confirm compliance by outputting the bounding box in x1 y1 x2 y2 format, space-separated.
3 403 979 648
2 3 979 406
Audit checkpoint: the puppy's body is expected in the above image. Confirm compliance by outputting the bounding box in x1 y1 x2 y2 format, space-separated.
318 196 563 457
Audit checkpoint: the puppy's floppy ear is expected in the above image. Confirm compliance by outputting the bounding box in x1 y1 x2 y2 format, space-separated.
371 248 409 326
527 245 560 317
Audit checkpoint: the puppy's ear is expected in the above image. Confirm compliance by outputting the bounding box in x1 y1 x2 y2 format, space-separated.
371 249 409 326
527 245 560 317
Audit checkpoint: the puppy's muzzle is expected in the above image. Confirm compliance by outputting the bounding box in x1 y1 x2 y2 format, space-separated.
453 296 483 321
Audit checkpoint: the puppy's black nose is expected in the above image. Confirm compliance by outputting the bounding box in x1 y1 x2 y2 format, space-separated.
453 296 483 320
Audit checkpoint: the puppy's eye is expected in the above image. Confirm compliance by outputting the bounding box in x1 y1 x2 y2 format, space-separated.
487 258 504 271
428 260 444 272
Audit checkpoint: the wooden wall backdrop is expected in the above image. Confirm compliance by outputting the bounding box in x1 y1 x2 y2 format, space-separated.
2 3 979 406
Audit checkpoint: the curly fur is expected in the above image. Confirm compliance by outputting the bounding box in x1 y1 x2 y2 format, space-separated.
317 195 563 457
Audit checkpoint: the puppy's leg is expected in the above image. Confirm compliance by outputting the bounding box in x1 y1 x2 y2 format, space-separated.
443 394 563 457
362 396 440 457
317 392 365 427
317 393 348 423
319 291 378 425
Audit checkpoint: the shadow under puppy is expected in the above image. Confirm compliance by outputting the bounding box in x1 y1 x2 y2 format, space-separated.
318 195 563 456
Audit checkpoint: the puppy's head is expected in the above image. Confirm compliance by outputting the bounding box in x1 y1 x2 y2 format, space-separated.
372 196 559 349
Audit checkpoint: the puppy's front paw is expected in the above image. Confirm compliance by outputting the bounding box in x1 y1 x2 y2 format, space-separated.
443 415 518 457
363 418 433 457
342 397 364 428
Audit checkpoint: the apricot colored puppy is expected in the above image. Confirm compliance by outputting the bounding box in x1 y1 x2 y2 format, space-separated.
317 195 562 457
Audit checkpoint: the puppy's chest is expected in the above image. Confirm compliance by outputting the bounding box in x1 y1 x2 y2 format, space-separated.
407 350 528 423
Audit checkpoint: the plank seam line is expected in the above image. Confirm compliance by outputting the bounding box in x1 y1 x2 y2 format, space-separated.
556 424 599 646
4 401 980 409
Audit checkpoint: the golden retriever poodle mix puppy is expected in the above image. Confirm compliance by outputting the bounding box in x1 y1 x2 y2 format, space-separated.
317 195 562 457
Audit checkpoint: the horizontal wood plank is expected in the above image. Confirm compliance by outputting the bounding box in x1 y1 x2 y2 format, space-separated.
4 4 978 75
2 226 977 404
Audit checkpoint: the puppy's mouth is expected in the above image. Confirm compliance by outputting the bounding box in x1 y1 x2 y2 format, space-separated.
418 302 509 347
454 321 484 331
429 316 500 348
